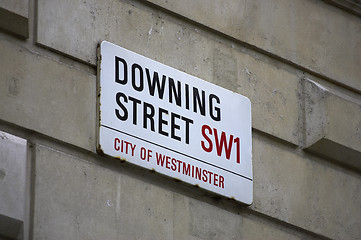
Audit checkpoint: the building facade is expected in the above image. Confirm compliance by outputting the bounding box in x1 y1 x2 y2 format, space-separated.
0 0 361 239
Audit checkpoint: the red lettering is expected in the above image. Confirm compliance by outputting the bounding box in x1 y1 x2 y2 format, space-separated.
156 152 165 166
124 141 130 154
147 149 152 162
201 126 241 164
183 162 191 176
208 171 213 184
130 144 136 156
219 175 224 188
202 169 208 182
114 138 120 151
177 160 182 172
213 129 233 160
140 147 146 160
213 173 218 186
154 152 224 189
165 156 171 169
195 166 201 180
234 137 240 164
171 158 177 171
201 125 213 152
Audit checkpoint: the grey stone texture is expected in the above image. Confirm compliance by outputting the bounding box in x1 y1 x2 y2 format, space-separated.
0 0 28 17
251 133 361 240
0 0 360 239
33 144 326 240
0 38 96 151
304 79 361 169
37 0 301 145
0 131 27 239
33 144 174 240
0 0 29 38
145 0 361 93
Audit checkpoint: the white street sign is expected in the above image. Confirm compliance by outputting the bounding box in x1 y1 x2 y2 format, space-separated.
97 41 253 205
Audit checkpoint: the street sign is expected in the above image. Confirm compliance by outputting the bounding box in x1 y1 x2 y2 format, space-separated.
97 41 253 205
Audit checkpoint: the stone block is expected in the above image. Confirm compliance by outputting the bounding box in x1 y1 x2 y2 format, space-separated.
33 144 173 240
0 0 27 17
234 51 300 144
324 0 361 16
37 0 164 64
173 193 242 240
303 79 361 169
116 172 174 240
0 38 96 151
157 25 301 145
37 0 300 145
242 214 319 240
0 131 27 239
146 0 361 92
33 144 331 239
251 133 361 240
173 193 321 240
0 0 28 38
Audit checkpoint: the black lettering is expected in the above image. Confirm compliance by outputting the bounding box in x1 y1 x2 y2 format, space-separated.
193 87 205 116
115 57 127 84
143 102 155 131
131 63 144 91
181 116 193 144
115 92 128 120
146 69 166 99
128 96 141 125
185 84 190 110
209 94 221 121
159 108 169 137
169 78 181 107
170 113 181 142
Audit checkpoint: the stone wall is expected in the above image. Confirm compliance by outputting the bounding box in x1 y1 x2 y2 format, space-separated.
0 0 360 239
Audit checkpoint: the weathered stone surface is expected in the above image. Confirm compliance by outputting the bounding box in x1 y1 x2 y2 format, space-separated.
116 172 174 240
161 24 301 144
251 133 361 240
0 0 28 38
0 38 96 151
234 51 300 144
162 27 301 145
0 131 26 239
173 193 242 240
37 0 163 64
0 0 27 17
33 143 332 239
146 0 361 92
242 214 320 240
173 193 321 240
37 0 300 145
303 79 361 169
323 0 361 17
33 144 174 240
0 0 359 239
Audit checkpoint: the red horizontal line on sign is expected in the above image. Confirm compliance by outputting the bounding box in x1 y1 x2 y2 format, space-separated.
101 124 252 182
